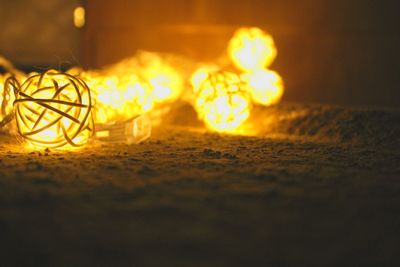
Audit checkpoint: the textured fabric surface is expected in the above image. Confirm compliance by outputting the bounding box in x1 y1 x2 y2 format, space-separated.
0 103 399 266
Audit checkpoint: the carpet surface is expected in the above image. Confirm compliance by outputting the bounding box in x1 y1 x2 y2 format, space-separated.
1 103 399 266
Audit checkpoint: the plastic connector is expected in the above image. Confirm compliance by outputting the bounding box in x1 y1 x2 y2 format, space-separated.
95 114 151 144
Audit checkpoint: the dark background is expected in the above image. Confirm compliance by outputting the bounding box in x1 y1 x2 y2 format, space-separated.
1 0 399 107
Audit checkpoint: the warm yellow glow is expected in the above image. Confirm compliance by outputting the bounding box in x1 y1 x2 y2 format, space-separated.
228 27 277 72
111 52 184 104
12 70 93 149
73 6 85 28
77 71 153 124
241 69 284 106
95 130 110 138
72 52 184 125
190 65 219 94
1 26 285 142
192 70 252 133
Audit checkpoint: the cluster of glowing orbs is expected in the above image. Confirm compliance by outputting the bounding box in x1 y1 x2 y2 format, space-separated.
134 52 184 104
192 70 252 132
228 27 284 107
12 70 93 148
73 6 85 28
76 71 153 124
109 52 184 104
74 52 185 125
228 27 277 72
190 27 284 133
241 69 284 106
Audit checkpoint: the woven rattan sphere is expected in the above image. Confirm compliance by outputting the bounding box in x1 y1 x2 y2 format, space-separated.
13 70 93 148
228 27 277 72
193 71 252 132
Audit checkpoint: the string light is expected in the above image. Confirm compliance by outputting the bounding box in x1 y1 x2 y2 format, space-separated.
75 70 153 124
241 69 284 106
227 27 284 107
73 6 85 28
228 27 277 72
0 26 285 146
95 114 152 144
111 51 184 104
192 70 252 133
69 52 185 125
7 70 94 149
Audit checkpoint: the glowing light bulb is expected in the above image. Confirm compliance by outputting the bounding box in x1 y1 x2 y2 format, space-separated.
70 52 184 126
73 6 85 28
228 27 277 72
192 70 252 133
9 70 93 149
241 69 284 106
75 71 154 124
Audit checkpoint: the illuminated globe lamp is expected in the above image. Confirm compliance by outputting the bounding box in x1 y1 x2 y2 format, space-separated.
193 70 252 133
140 60 184 104
241 69 284 106
109 51 185 105
69 69 153 145
73 69 152 125
228 27 277 72
94 74 153 124
10 70 94 149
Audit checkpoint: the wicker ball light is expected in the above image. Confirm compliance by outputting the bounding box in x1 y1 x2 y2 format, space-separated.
8 70 94 148
193 71 252 132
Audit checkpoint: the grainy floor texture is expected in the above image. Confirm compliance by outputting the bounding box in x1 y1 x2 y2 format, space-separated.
1 103 399 267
